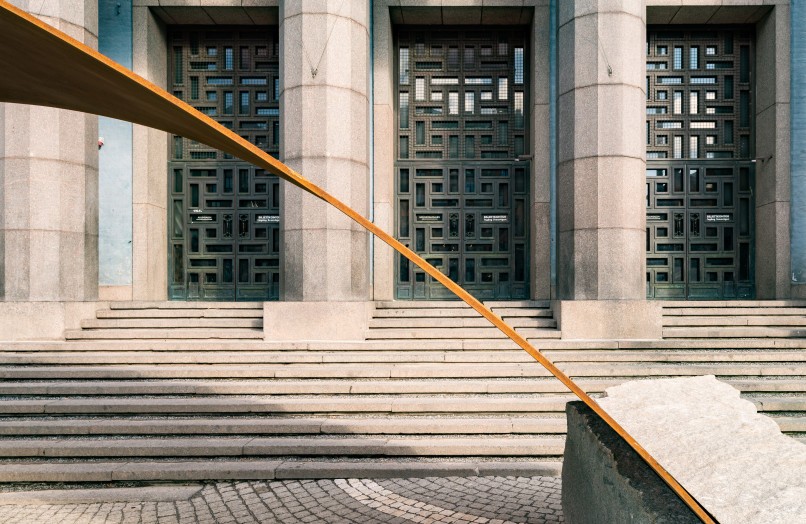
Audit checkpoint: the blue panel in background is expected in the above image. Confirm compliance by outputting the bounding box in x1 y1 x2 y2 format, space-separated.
98 0 133 287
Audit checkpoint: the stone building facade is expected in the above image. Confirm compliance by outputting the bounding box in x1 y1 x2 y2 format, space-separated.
0 0 801 340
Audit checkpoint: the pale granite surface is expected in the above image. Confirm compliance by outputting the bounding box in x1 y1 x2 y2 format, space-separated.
598 375 806 524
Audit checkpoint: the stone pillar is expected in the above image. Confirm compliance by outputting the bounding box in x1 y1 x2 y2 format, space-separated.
131 7 167 301
755 5 791 298
280 0 370 301
0 0 99 301
556 0 646 300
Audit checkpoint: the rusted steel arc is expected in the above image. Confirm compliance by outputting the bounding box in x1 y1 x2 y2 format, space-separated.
0 3 714 522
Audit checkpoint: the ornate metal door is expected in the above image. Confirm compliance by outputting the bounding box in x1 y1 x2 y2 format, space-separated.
645 27 754 299
394 28 530 300
395 162 529 299
646 163 754 299
167 27 281 301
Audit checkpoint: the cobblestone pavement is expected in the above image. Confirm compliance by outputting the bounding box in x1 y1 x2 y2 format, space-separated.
0 476 563 523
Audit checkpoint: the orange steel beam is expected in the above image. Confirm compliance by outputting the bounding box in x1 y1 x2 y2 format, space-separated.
0 3 715 522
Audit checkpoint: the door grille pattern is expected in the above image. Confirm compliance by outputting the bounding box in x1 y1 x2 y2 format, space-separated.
646 163 754 299
394 28 530 300
646 27 753 161
645 27 754 299
168 27 281 301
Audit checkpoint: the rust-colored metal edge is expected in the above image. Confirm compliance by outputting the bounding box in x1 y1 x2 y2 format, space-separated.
0 2 715 522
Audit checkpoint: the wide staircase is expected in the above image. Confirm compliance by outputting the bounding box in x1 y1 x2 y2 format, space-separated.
65 302 264 341
366 300 560 342
0 300 805 482
662 301 806 339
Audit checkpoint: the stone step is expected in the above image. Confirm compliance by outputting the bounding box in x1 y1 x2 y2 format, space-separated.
375 301 470 309
544 350 806 363
109 302 264 310
0 396 576 415
773 417 806 432
2 362 804 380
5 349 806 365
660 300 806 307
0 339 605 352
364 327 561 339
80 318 263 329
97 308 263 319
614 339 806 349
749 396 806 412
490 307 553 317
374 300 551 309
664 316 806 327
64 328 264 340
0 350 550 365
0 436 567 458
485 301 552 308
0 416 569 436
0 363 546 379
368 317 556 329
1 351 534 365
0 395 801 423
0 459 564 483
2 414 802 436
664 307 806 317
372 308 553 318
663 327 806 338
0 379 607 396
10 338 806 351
1 378 803 397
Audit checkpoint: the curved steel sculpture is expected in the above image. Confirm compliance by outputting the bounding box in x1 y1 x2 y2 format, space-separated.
0 3 714 521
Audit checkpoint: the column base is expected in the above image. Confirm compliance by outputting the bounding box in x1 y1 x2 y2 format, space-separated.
263 302 372 342
553 300 662 340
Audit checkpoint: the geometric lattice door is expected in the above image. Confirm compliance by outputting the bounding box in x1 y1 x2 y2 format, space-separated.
167 27 281 300
395 162 529 300
645 26 754 299
646 162 754 299
394 27 531 300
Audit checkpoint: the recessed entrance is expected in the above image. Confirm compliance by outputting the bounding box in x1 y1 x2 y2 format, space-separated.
394 27 531 300
167 27 281 301
645 26 755 299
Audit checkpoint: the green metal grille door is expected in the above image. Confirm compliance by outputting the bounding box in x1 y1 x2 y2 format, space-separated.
394 28 530 300
645 27 755 299
167 27 281 301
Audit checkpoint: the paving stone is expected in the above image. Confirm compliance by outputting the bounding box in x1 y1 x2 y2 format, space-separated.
0 476 561 523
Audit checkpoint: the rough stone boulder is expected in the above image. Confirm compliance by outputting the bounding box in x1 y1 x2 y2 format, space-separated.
593 375 806 524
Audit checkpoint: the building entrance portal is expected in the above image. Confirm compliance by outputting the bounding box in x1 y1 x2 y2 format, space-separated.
167 27 281 301
394 27 531 300
645 27 755 299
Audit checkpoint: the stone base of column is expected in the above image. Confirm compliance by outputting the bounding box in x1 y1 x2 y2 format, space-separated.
553 300 662 340
0 302 105 341
263 301 372 342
